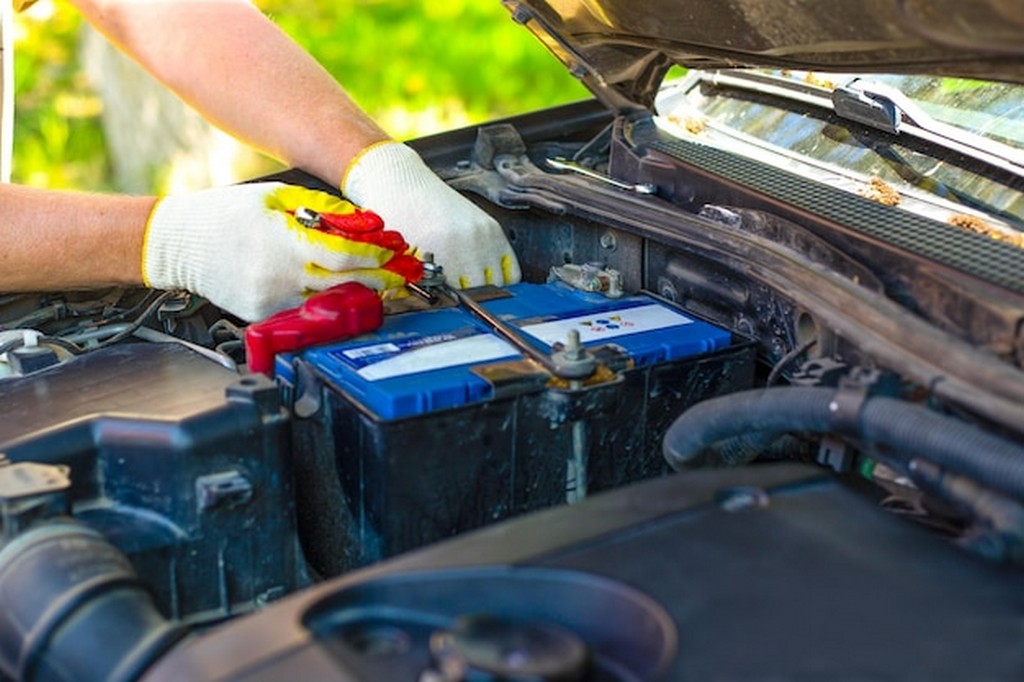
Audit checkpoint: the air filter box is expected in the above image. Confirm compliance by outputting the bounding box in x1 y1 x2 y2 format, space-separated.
0 343 301 625
279 283 754 574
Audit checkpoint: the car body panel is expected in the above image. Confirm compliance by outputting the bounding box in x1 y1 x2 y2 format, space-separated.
505 0 1024 110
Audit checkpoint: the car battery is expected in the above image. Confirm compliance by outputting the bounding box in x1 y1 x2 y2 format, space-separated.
279 282 755 574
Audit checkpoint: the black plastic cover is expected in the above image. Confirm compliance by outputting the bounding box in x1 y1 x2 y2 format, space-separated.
0 343 302 625
143 463 1024 681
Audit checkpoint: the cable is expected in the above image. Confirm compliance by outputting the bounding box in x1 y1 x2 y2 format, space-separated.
92 291 178 349
766 337 818 386
0 338 22 356
37 336 85 356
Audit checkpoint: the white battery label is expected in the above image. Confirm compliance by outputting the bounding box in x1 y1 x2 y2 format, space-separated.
520 303 693 346
351 334 518 382
342 342 401 360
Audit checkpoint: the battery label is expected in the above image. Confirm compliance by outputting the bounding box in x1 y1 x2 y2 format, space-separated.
519 303 693 346
331 330 518 382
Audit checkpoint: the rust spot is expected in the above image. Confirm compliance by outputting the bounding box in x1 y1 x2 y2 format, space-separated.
667 114 707 135
684 117 706 134
858 177 901 207
803 71 837 90
948 214 1024 248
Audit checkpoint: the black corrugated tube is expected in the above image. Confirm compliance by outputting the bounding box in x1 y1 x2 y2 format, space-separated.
0 521 187 682
662 387 1024 501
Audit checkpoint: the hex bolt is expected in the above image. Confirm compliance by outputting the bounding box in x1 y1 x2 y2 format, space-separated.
416 252 446 291
658 279 679 303
565 329 582 361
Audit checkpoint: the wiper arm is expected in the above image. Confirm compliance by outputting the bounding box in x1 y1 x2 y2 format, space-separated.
832 78 1024 177
697 71 1024 178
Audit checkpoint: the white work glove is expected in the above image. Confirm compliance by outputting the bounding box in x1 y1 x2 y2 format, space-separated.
342 141 521 289
143 182 420 322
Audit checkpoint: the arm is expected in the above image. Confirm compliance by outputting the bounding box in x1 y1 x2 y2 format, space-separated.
68 0 522 289
1 0 519 316
0 180 417 322
0 184 151 290
1 1 369 292
67 0 388 186
0 0 399 312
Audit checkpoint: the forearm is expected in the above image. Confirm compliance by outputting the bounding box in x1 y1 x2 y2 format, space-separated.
68 0 390 187
0 184 151 290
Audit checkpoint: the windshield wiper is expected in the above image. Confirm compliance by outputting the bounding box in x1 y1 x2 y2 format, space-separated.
700 71 1024 179
832 78 1024 177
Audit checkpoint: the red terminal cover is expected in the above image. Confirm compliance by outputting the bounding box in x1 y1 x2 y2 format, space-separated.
245 282 383 375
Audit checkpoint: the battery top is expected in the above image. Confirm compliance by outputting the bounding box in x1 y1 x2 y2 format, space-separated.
281 283 732 420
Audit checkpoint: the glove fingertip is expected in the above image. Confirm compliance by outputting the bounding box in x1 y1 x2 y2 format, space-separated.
501 253 523 285
383 254 425 283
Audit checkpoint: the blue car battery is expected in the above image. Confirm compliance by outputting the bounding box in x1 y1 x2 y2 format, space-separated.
277 282 756 575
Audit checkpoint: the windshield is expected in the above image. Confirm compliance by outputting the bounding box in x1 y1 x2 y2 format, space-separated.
868 75 1024 151
655 71 1024 235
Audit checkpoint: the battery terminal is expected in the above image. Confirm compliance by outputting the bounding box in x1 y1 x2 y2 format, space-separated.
550 329 597 380
549 263 623 298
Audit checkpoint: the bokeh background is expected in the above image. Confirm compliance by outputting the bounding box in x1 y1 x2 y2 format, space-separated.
12 0 589 192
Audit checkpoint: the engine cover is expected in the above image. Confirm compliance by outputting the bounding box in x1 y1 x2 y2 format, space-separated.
141 463 1024 681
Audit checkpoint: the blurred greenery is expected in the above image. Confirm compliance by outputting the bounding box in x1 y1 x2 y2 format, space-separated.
12 1 110 188
12 0 589 191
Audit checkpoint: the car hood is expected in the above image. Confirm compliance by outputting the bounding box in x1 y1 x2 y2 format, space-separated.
503 0 1024 111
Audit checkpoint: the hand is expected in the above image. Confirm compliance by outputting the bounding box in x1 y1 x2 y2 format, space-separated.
342 142 522 289
143 182 419 322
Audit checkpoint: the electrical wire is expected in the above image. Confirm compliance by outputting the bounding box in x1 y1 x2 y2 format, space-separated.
766 337 818 387
91 290 178 349
38 336 85 355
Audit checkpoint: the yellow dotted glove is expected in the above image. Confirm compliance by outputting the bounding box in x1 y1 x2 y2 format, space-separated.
342 142 521 289
143 182 418 322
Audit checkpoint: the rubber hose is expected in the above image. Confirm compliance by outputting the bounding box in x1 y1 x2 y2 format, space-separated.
0 522 187 682
663 387 836 469
662 387 1024 500
859 398 1024 502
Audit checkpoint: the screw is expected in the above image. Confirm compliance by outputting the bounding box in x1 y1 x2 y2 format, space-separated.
658 278 679 302
599 232 617 251
565 329 582 361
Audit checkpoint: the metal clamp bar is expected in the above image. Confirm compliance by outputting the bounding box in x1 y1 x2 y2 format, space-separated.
441 285 564 376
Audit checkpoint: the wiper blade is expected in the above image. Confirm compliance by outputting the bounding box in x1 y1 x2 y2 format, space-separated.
832 78 1024 176
697 71 1024 178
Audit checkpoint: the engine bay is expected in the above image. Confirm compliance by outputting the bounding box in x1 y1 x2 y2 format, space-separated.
1 100 1023 680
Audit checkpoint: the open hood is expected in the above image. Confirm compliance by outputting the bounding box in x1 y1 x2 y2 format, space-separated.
503 0 1024 111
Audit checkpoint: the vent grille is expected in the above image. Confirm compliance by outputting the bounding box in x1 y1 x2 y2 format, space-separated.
651 138 1024 294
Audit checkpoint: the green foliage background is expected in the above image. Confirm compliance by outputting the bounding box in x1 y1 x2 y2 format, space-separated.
13 0 589 191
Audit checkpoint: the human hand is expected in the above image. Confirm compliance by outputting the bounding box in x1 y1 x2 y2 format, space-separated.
143 182 420 322
342 142 522 289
